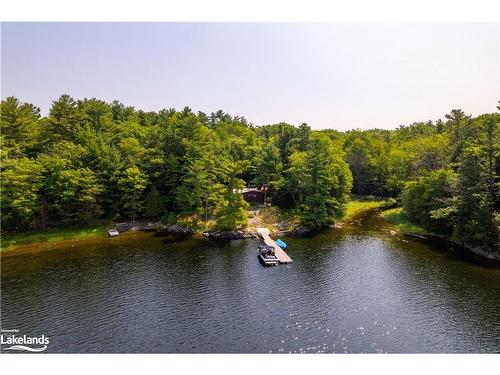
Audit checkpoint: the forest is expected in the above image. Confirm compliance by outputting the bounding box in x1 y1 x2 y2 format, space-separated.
1 95 499 253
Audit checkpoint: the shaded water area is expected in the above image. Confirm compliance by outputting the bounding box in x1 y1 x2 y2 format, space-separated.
2 212 500 353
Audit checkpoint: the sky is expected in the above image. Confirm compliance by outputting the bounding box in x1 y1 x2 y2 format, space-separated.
1 22 498 130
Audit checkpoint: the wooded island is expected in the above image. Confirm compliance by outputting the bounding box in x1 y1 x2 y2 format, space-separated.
1 96 498 255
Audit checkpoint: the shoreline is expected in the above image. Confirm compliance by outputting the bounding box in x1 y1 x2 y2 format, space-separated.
0 198 393 253
3 200 498 263
1 225 109 251
379 207 500 262
0 230 164 258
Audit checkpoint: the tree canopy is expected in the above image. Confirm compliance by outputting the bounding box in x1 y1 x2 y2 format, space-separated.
1 95 498 252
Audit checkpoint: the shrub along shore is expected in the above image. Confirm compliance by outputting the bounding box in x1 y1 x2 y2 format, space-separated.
379 208 440 237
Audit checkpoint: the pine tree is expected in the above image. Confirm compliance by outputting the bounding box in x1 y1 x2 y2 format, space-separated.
454 147 498 249
117 166 147 221
288 134 352 226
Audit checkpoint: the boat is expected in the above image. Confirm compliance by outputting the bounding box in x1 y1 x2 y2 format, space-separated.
258 245 279 266
108 228 119 237
275 239 287 249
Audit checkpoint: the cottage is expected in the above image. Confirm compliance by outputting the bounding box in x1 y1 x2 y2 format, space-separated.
240 187 264 203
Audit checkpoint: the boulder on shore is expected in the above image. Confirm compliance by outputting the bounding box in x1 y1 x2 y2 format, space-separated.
292 226 314 235
156 224 195 236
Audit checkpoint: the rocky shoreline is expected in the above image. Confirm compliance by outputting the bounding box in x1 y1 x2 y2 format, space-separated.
202 230 256 240
399 230 500 262
155 222 320 240
454 242 500 262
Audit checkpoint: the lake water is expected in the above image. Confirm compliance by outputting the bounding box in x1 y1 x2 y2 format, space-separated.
1 212 499 353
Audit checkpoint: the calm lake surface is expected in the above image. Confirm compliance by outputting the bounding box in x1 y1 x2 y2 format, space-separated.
2 212 500 353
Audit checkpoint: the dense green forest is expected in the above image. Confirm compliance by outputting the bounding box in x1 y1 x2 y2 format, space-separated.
1 96 499 252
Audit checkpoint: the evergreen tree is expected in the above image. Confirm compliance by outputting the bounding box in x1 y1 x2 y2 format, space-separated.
454 147 498 249
144 187 164 218
251 139 284 191
44 95 83 144
0 97 41 155
288 134 352 226
117 166 147 221
0 156 43 229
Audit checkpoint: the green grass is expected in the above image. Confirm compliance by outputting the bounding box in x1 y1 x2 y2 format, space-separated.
340 197 396 222
248 206 300 233
1 225 109 250
379 208 432 235
248 197 396 231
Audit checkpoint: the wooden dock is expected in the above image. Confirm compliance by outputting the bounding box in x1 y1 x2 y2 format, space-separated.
115 222 130 233
256 227 293 264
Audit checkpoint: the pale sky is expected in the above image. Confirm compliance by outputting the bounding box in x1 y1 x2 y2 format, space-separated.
1 23 498 129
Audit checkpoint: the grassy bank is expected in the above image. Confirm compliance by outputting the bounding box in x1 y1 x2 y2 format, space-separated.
340 197 395 223
379 208 434 236
249 197 396 233
1 225 109 250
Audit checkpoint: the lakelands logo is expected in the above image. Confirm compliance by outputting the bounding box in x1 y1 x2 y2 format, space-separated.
1 329 49 352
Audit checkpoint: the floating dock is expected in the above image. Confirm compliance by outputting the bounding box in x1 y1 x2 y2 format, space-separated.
256 227 293 264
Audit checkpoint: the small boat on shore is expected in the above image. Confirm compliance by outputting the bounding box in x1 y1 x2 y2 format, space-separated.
258 245 279 266
275 239 287 249
108 228 119 237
